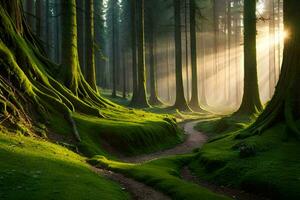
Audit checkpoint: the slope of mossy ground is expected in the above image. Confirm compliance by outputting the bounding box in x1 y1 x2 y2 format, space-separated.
89 155 231 200
0 129 129 200
191 120 300 199
45 100 184 157
73 112 183 157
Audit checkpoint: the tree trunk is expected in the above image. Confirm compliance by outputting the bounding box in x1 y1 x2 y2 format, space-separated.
213 0 219 93
130 0 138 105
45 0 50 56
189 0 202 111
111 0 119 98
135 0 149 107
184 0 190 102
173 0 189 111
238 0 300 139
85 0 97 91
77 0 85 76
35 0 42 38
25 0 34 31
226 0 232 103
269 0 276 98
235 0 262 116
148 15 161 105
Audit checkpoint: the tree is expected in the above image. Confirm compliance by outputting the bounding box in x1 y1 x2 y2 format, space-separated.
234 0 262 116
146 1 163 105
94 0 106 88
107 0 120 98
85 0 97 91
238 0 300 139
135 0 149 107
268 0 276 97
130 0 138 105
35 0 42 38
173 0 189 111
77 0 86 75
60 0 111 109
189 0 202 111
25 0 34 29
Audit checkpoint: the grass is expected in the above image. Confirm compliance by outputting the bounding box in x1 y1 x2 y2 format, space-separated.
88 155 231 200
0 129 129 200
191 120 300 199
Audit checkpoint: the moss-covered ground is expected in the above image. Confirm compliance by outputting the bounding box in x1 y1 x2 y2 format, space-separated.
0 129 129 200
88 154 230 200
191 119 300 199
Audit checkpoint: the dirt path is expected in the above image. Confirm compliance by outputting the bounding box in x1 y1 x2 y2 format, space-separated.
121 120 207 163
93 120 205 200
93 120 269 200
93 167 171 200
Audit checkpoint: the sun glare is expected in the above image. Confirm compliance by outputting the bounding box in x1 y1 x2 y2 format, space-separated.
282 30 289 40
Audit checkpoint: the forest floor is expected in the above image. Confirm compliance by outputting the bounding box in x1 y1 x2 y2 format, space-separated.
90 119 266 200
120 120 208 163
90 120 206 200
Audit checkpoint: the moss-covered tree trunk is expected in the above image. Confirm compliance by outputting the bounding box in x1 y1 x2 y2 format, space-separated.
77 0 86 76
238 0 300 139
59 0 108 109
85 0 97 92
60 0 81 92
134 0 149 107
235 0 262 116
173 0 189 111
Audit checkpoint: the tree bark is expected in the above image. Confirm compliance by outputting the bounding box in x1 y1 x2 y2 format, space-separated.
77 0 86 76
189 0 202 111
135 0 149 107
130 0 139 105
235 0 262 116
237 0 300 139
148 14 161 105
85 0 97 91
173 0 189 111
35 0 42 38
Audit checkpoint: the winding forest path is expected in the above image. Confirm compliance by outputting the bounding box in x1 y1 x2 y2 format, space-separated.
121 120 208 163
93 119 269 200
93 120 207 200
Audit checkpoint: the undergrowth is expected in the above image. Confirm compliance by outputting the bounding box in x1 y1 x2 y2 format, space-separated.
191 120 300 199
88 155 231 200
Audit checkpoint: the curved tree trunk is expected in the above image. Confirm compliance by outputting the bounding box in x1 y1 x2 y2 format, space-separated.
237 0 300 139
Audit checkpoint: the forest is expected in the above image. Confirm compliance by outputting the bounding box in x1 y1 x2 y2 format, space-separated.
0 0 299 199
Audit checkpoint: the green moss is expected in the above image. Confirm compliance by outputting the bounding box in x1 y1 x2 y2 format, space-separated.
73 112 183 157
89 155 231 200
191 122 300 199
0 130 129 200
